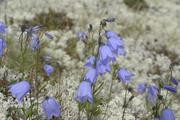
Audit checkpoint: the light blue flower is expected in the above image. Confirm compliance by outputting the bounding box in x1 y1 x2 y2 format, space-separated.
84 56 95 68
99 45 116 64
136 83 146 94
160 108 175 120
117 68 134 84
147 85 158 105
29 34 40 51
105 30 119 39
75 81 93 103
42 96 61 120
0 38 6 57
0 21 6 34
77 32 87 42
84 68 98 84
43 64 54 76
96 60 111 75
8 81 31 103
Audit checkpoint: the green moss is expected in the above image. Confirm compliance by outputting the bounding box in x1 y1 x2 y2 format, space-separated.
22 8 74 30
123 0 148 10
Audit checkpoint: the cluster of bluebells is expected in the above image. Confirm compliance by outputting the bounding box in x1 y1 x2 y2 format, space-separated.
8 80 60 119
75 20 134 108
0 21 7 58
136 74 178 119
4 23 61 120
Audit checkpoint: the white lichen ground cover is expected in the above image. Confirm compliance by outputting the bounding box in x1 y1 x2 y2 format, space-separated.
0 0 180 119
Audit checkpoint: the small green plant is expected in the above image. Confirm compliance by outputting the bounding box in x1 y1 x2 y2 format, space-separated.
123 0 148 10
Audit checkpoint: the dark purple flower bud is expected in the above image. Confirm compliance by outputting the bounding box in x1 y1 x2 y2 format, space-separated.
42 97 61 120
0 21 6 34
43 64 54 76
147 86 158 105
117 68 134 84
84 56 95 68
75 81 93 103
172 78 178 86
25 25 42 35
163 85 177 93
8 81 31 103
77 32 87 42
160 108 175 120
84 68 98 84
45 32 54 40
96 60 111 75
103 18 115 23
0 38 6 57
136 83 146 94
29 34 40 51
99 45 116 64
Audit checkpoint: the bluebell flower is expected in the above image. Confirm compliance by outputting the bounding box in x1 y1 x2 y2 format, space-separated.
105 30 119 39
42 96 61 120
117 68 134 84
160 108 175 120
43 64 54 76
84 56 95 68
75 81 93 103
0 21 6 34
163 85 177 93
45 32 54 40
0 38 6 57
136 83 146 94
147 86 158 105
107 36 124 52
117 47 125 56
84 68 98 84
99 45 116 64
172 78 178 86
96 60 111 75
8 81 31 103
25 25 42 35
77 32 87 42
29 34 40 51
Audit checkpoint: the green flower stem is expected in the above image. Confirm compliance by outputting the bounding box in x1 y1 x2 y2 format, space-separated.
122 85 128 120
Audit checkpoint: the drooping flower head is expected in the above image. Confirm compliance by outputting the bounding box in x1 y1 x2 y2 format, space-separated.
77 32 87 42
160 108 175 120
105 30 119 39
8 81 31 103
96 60 111 75
163 85 177 93
117 68 134 84
29 34 40 51
43 64 54 76
172 77 178 86
147 85 158 105
84 68 98 84
0 21 6 34
0 38 6 57
25 25 42 36
84 56 95 68
42 96 61 120
75 81 93 103
136 83 146 94
99 44 116 64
